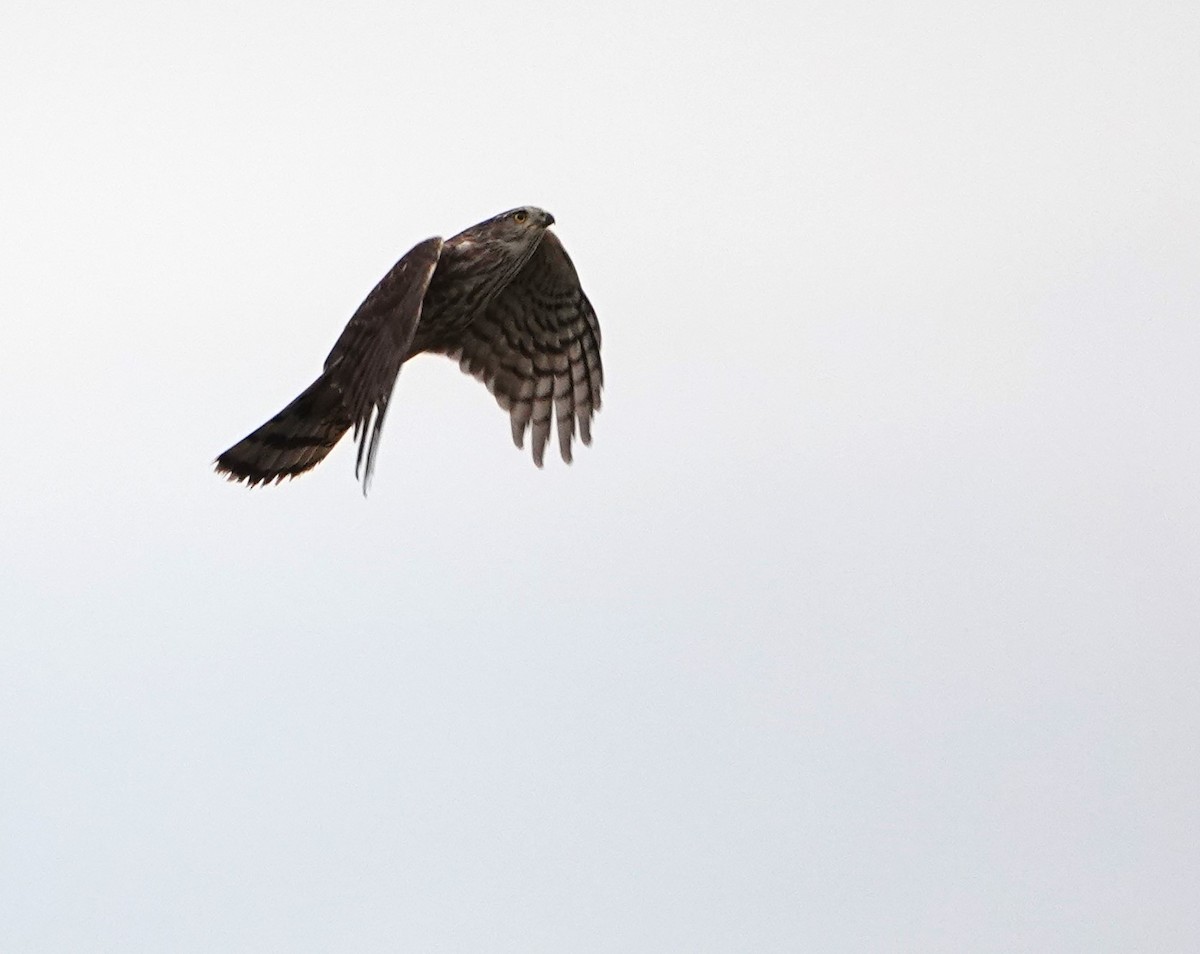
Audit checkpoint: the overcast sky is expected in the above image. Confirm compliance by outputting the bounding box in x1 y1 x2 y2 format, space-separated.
2 1 1198 951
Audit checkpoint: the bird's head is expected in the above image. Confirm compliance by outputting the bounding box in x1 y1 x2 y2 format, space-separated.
440 206 557 284
452 206 554 249
500 206 555 231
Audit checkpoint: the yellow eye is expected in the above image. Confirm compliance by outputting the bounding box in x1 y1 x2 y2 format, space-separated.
513 210 528 223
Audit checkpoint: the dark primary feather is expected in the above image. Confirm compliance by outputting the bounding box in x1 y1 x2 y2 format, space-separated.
214 207 602 491
322 237 442 488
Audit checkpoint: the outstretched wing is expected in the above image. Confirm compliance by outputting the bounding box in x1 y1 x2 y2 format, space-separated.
446 231 603 466
324 236 443 488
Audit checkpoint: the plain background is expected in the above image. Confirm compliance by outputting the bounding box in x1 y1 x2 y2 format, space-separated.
2 1 1198 951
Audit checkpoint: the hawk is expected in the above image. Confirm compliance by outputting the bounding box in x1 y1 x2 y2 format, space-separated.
214 207 603 491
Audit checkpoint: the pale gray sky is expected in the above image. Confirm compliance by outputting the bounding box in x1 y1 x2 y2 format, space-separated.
2 1 1198 951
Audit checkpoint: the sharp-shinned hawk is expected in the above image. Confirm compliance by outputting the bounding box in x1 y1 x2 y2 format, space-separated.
214 207 603 492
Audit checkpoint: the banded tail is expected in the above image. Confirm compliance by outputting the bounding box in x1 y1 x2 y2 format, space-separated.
214 374 353 486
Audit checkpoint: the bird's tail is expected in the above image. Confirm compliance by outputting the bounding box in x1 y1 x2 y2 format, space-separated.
215 373 353 486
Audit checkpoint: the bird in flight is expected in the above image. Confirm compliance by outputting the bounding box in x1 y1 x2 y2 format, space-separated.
214 206 603 492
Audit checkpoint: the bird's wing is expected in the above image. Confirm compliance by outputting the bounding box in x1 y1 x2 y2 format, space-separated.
324 236 443 488
446 230 603 466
